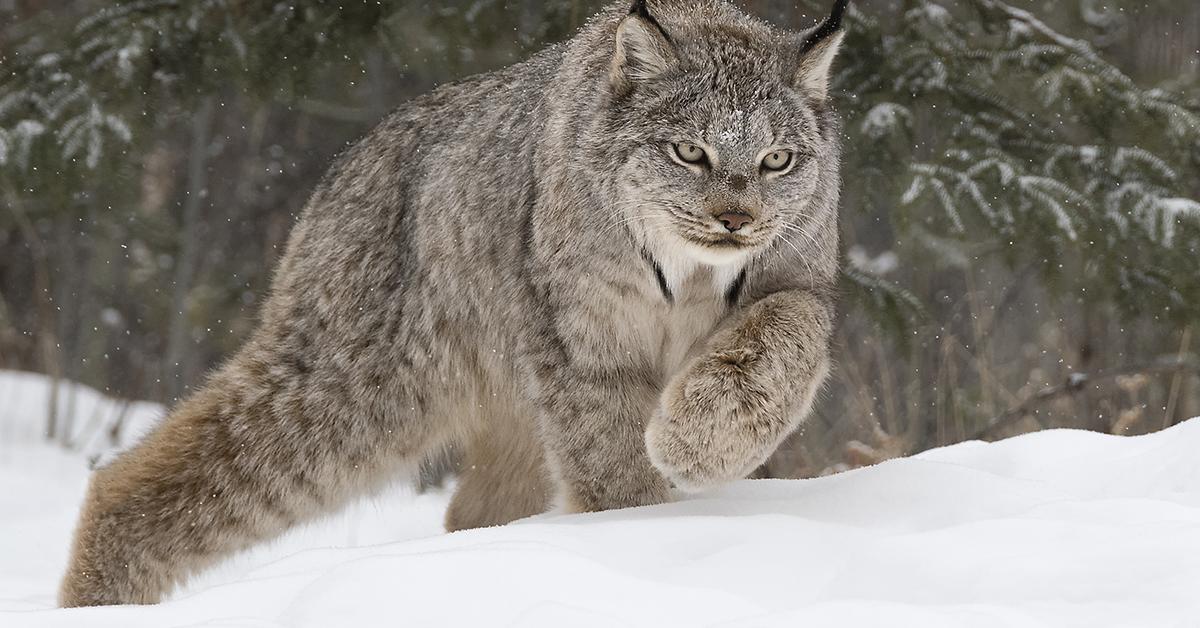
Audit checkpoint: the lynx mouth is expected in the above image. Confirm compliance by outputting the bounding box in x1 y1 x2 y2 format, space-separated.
696 237 743 247
683 234 755 249
675 233 759 266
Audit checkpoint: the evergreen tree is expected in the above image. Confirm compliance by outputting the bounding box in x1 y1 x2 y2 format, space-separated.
834 0 1199 328
1 0 1196 455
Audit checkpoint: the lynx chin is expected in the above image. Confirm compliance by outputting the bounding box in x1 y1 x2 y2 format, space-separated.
60 0 849 607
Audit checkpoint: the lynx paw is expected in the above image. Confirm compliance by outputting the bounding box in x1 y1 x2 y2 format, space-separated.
560 475 672 513
645 347 784 492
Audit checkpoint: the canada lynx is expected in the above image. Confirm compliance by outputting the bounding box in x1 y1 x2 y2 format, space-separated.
61 0 848 606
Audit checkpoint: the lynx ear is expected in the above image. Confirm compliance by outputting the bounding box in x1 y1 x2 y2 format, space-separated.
611 0 677 94
793 0 849 101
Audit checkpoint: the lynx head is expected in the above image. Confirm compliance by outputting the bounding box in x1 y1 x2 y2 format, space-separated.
605 0 847 267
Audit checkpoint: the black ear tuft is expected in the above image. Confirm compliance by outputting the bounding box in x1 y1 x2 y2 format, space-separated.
628 0 672 44
611 0 677 93
801 0 849 53
794 0 849 100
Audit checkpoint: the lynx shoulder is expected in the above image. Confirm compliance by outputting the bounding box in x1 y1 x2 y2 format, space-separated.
60 0 847 607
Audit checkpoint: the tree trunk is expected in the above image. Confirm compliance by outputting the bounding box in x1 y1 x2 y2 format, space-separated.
5 190 62 439
164 96 216 403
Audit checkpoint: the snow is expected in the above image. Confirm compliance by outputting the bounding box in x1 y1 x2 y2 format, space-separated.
0 370 163 461
2 370 1200 627
1157 197 1200 246
859 102 911 139
847 245 899 276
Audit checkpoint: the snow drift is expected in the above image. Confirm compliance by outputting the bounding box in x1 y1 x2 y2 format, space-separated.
2 371 1198 627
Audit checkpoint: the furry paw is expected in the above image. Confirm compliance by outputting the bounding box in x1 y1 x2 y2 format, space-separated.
645 347 785 492
561 475 672 513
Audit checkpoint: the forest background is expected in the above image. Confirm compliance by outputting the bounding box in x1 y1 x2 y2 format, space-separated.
1 0 1197 477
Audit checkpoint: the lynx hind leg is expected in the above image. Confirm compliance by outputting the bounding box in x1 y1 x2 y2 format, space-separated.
59 357 440 607
444 409 552 532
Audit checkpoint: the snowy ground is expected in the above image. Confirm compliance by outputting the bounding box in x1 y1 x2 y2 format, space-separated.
2 371 1199 627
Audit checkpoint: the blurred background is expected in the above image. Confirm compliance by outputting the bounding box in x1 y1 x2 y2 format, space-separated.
1 0 1197 477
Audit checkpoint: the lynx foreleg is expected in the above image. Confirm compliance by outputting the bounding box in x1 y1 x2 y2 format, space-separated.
533 363 671 513
645 289 833 491
445 408 552 532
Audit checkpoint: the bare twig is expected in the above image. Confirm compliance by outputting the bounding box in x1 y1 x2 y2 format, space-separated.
971 354 1200 440
289 98 373 123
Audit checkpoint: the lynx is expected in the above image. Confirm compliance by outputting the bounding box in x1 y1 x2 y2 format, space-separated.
61 0 848 606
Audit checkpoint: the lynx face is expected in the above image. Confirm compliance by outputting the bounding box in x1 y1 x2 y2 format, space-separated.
607 3 843 267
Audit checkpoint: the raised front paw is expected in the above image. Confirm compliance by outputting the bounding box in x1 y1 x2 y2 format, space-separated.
644 347 787 492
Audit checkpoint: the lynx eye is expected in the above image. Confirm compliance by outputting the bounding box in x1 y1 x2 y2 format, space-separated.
672 142 708 165
761 150 793 172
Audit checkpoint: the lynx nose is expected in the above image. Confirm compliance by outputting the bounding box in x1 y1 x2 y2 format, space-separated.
717 212 754 232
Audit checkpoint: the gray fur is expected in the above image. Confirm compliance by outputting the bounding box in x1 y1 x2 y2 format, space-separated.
60 0 845 606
